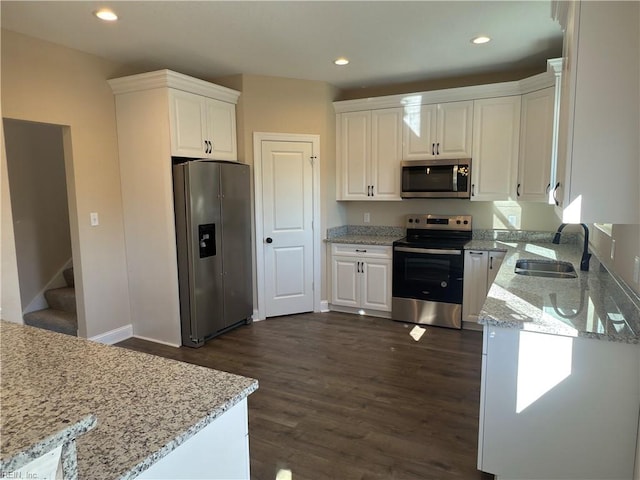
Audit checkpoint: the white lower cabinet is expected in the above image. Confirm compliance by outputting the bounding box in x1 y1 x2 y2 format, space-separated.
462 250 505 324
330 244 392 315
479 325 640 479
137 398 250 479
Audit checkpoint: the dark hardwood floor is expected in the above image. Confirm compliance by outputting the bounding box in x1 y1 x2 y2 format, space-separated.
117 312 493 480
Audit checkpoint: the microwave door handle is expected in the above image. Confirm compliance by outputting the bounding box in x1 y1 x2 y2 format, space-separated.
452 165 458 192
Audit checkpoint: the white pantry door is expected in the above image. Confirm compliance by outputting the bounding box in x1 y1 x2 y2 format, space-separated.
261 140 314 317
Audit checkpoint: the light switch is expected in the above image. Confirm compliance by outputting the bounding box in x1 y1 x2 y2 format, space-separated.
364 212 370 223
90 212 99 226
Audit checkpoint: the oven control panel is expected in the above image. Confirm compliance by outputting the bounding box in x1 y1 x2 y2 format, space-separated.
405 214 472 231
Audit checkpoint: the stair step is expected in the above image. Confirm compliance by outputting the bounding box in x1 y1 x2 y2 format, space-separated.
45 287 76 313
24 309 77 336
63 267 74 288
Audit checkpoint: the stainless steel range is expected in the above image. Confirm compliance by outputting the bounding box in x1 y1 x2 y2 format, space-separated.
392 214 472 329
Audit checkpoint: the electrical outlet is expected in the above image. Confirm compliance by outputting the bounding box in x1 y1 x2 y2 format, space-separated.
610 239 616 260
634 256 640 284
90 212 99 226
364 212 370 223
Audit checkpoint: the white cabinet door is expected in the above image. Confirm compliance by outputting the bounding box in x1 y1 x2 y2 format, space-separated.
554 1 639 223
480 326 639 479
339 109 401 200
170 89 208 158
402 101 472 160
471 96 521 201
518 87 554 202
487 251 505 289
403 103 437 159
462 250 489 322
206 98 237 161
371 108 402 199
437 101 473 158
339 111 370 200
331 256 360 308
361 258 392 311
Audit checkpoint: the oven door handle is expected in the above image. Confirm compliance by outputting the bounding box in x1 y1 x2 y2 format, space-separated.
394 246 462 255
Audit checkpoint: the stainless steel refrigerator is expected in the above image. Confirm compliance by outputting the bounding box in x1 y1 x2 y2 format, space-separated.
173 159 253 348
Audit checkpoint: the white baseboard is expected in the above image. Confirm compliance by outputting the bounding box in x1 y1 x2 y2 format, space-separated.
252 309 265 322
89 324 133 345
319 300 330 313
133 335 181 348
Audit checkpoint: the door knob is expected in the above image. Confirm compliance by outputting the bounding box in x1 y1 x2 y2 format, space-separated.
265 237 273 244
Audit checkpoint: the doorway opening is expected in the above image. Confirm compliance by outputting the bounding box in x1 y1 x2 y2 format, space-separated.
3 118 77 336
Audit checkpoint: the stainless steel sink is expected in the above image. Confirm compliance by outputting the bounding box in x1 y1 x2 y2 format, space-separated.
514 259 578 279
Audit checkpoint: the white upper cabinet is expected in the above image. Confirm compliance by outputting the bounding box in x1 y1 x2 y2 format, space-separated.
471 96 521 201
517 87 555 203
554 1 639 223
169 89 237 161
338 108 402 201
402 101 473 160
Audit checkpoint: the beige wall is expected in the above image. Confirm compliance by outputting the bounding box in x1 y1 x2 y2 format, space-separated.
1 123 23 323
4 119 72 309
590 224 640 296
343 200 560 231
1 30 132 337
338 66 545 101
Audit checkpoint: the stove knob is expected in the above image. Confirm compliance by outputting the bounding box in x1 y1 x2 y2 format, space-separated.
408 218 414 223
456 220 461 224
463 220 469 225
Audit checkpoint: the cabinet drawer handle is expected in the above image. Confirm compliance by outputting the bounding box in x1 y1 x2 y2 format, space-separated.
371 185 374 197
432 143 435 156
517 183 521 197
469 251 485 256
355 249 367 253
471 184 475 197
546 183 551 194
489 256 494 269
436 142 440 155
553 182 561 206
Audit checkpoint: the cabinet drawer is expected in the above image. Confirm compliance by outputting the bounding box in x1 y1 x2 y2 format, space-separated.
331 243 392 259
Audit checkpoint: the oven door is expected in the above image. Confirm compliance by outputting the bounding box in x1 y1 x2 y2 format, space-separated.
392 246 464 304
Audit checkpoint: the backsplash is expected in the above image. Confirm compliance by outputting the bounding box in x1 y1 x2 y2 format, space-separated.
472 229 578 244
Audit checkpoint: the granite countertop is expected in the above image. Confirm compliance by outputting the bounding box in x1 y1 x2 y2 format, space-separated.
325 234 402 246
474 241 640 344
0 321 258 479
325 225 404 246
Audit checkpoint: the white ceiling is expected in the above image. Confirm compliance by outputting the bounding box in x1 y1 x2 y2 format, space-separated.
1 1 563 90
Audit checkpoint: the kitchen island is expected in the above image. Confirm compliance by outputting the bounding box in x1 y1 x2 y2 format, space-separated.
0 321 258 479
470 237 640 479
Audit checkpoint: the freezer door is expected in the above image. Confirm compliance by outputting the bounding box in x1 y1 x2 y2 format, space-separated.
220 162 253 327
185 161 225 342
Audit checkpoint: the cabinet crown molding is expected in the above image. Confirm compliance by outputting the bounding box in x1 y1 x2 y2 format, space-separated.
108 69 241 104
334 59 561 113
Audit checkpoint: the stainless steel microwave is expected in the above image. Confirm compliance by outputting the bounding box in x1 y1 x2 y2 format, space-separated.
401 158 471 199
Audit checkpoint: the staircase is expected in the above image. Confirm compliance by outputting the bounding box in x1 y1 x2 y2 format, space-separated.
23 268 77 336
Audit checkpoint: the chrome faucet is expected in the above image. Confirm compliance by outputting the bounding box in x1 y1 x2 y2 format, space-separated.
552 223 592 271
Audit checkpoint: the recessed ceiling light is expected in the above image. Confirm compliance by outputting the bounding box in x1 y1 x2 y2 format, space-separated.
471 36 491 45
334 58 349 66
94 8 118 21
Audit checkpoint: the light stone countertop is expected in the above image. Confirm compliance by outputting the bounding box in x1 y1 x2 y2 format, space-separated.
472 240 640 344
325 234 402 246
0 321 258 479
